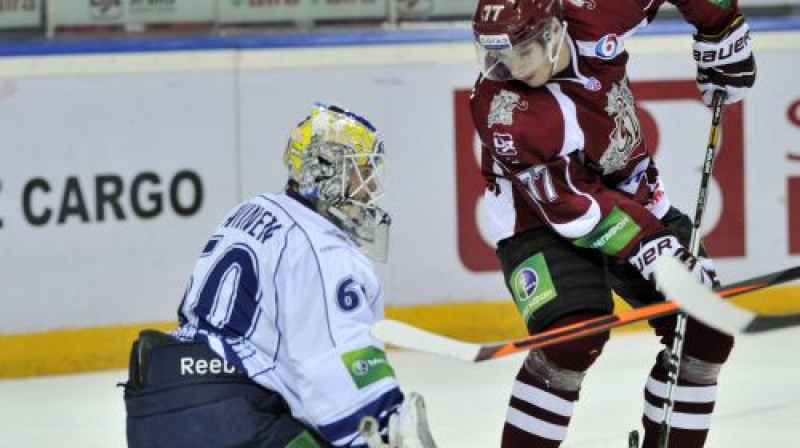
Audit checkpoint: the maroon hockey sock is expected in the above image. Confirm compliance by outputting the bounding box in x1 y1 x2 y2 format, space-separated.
640 359 718 448
501 365 578 448
501 314 608 448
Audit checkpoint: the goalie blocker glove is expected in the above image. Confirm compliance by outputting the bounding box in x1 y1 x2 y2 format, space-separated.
628 232 718 289
693 14 756 106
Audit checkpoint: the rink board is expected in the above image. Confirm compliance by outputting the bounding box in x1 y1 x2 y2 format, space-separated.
1 23 800 377
1 289 795 378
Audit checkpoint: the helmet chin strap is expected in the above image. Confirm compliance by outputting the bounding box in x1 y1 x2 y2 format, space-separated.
546 21 569 79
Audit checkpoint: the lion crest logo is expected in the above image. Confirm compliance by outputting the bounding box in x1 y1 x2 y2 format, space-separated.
599 78 642 174
488 90 528 128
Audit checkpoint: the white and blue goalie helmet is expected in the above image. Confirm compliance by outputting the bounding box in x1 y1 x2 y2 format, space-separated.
284 103 391 262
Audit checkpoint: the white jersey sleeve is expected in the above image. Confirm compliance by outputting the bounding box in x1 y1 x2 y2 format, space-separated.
175 192 402 447
278 225 403 446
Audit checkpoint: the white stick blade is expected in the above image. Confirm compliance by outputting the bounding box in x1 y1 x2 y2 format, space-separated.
370 319 480 362
654 256 755 335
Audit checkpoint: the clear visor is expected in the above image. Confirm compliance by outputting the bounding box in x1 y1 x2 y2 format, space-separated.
328 203 391 263
328 152 391 262
476 19 565 82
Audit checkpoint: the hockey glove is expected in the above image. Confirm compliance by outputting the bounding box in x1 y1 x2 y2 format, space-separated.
628 233 718 289
693 14 756 106
358 392 437 448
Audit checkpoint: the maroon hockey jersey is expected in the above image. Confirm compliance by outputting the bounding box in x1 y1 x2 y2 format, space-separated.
469 0 738 261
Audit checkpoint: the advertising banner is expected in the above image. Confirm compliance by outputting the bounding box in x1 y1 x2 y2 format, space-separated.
1 30 798 335
395 0 466 20
0 0 41 28
217 0 387 24
49 0 216 26
45 0 800 28
392 0 793 21
0 71 239 333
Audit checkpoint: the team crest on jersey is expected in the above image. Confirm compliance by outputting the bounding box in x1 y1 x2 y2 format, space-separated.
492 132 516 155
599 78 642 175
488 90 528 128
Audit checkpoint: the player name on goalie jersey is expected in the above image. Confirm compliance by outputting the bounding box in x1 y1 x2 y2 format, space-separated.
221 202 282 243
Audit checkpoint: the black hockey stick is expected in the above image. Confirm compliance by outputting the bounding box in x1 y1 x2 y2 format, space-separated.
659 90 727 448
372 263 800 363
656 257 800 335
713 265 800 297
374 302 677 362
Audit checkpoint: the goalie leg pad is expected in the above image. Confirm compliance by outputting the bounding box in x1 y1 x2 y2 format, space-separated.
124 330 328 448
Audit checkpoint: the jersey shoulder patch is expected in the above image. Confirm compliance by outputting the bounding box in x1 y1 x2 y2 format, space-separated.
472 80 569 164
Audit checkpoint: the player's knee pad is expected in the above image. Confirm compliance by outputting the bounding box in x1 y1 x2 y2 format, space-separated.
659 350 724 385
523 350 586 392
524 318 610 392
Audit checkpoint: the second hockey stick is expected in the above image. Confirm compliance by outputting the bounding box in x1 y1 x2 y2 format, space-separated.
659 90 727 448
372 264 800 363
656 257 800 335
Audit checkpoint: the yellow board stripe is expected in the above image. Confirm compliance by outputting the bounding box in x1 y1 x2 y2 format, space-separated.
0 321 175 379
1 287 797 379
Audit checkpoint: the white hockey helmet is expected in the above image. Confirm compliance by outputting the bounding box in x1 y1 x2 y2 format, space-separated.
284 103 391 262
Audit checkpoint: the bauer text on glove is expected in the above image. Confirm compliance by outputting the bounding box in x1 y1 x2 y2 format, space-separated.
628 234 718 288
693 14 756 106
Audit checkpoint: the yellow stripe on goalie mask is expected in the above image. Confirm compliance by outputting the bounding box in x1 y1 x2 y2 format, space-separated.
284 104 382 187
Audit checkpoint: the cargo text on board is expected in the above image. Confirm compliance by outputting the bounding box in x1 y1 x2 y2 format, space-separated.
19 170 203 226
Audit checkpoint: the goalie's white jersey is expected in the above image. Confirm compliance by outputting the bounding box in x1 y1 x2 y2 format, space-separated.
175 191 402 447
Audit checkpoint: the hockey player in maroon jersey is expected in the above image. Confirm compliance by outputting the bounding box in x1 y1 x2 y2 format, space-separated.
469 0 755 447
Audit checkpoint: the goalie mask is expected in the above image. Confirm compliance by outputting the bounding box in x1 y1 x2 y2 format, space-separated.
473 0 567 86
284 103 391 262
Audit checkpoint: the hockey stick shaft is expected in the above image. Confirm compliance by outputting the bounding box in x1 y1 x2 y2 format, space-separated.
716 266 800 297
656 257 800 336
660 90 727 448
373 264 800 363
472 266 794 361
473 301 677 360
689 91 726 254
